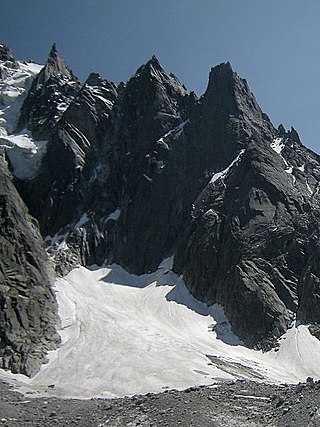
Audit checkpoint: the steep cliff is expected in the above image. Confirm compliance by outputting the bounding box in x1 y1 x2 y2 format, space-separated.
0 153 59 376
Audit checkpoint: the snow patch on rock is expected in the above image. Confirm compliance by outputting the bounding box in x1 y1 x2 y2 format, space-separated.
270 138 285 154
210 149 245 185
0 130 47 179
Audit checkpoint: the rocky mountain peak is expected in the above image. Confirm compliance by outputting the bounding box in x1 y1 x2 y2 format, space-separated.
37 43 75 87
16 43 81 138
203 61 265 119
85 72 104 86
209 61 234 79
199 61 275 150
136 55 163 76
84 72 117 93
286 126 301 145
132 56 187 98
204 61 237 102
0 43 15 62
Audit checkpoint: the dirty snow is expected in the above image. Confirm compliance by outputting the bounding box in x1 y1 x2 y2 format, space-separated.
1 259 320 399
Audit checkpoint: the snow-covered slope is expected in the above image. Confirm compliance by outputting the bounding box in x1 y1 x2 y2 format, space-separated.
0 59 47 179
1 259 319 399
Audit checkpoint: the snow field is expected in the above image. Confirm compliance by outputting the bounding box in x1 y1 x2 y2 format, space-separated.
1 259 320 399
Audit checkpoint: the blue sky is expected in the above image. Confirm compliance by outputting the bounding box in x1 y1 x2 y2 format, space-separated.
2 0 320 154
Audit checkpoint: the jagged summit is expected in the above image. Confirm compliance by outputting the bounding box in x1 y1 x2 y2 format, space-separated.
49 42 57 55
203 61 263 116
36 43 75 87
286 126 301 145
16 44 81 138
85 72 104 86
133 55 168 84
0 43 15 62
84 71 117 92
149 54 161 67
131 55 187 98
199 60 275 148
204 61 236 96
135 54 163 75
209 61 234 75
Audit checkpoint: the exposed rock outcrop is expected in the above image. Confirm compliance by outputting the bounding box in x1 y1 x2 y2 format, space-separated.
0 44 15 62
0 153 59 376
16 43 81 139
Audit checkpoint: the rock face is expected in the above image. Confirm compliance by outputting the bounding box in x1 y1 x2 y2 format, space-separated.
2 43 320 374
0 153 59 376
0 44 15 62
16 43 81 139
174 133 320 349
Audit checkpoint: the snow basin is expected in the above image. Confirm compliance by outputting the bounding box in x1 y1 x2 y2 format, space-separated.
1 258 320 399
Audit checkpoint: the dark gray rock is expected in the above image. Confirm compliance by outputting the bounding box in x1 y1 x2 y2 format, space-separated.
1 378 320 427
0 153 59 376
16 43 81 139
15 68 118 273
174 130 320 349
0 44 15 62
110 61 275 275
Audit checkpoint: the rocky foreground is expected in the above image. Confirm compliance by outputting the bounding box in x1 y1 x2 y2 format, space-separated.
0 379 320 426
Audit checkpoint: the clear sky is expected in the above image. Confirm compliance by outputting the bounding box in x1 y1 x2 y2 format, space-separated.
2 0 320 154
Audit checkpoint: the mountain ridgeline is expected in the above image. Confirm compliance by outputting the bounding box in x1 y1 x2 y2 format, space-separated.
1 43 320 375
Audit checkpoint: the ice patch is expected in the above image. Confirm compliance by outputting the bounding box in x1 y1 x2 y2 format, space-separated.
56 102 69 112
0 131 47 180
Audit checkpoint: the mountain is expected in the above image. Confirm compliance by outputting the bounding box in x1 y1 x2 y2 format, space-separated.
0 45 60 376
1 43 320 377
